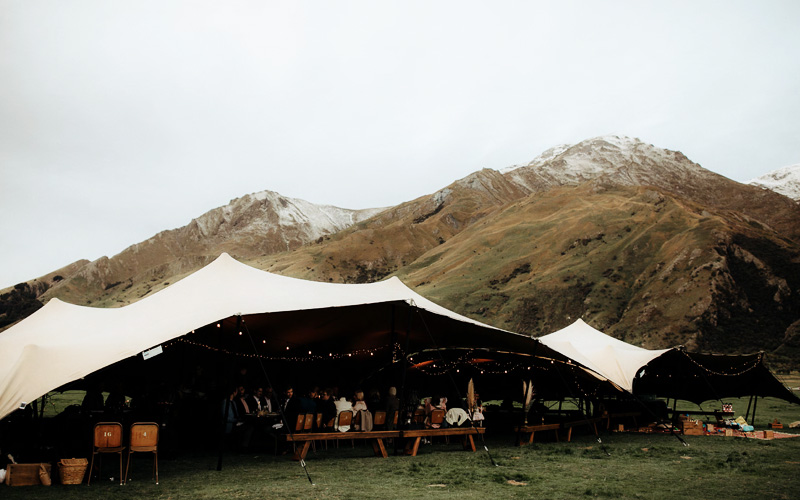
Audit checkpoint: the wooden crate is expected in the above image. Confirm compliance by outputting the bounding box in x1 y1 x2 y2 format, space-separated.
5 463 52 486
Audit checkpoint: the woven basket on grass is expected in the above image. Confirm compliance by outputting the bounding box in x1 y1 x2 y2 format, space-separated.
58 458 88 485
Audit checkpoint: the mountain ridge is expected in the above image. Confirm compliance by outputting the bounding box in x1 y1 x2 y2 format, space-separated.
3 136 800 369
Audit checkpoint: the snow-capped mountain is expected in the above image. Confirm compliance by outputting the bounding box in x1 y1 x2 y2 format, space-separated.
503 135 718 194
748 164 800 201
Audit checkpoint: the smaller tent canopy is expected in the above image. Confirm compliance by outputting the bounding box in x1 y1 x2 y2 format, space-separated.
537 319 670 393
634 349 800 405
0 253 552 420
537 319 799 406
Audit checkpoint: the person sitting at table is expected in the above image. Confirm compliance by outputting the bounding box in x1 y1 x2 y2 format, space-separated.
383 387 400 430
318 389 337 429
352 390 373 431
282 386 302 431
235 385 252 416
247 387 271 414
334 396 353 432
299 388 317 416
367 388 381 413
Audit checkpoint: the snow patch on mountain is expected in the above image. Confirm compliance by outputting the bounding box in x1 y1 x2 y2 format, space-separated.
502 134 710 194
747 164 800 201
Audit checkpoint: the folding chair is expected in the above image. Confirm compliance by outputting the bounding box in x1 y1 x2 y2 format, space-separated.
336 411 353 448
124 422 159 484
430 409 447 443
303 413 316 452
315 413 323 431
291 414 306 453
373 411 387 429
88 422 125 485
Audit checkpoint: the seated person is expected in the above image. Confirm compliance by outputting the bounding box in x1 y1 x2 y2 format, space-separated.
383 387 400 430
352 390 373 431
247 387 271 414
282 386 303 431
235 385 253 416
318 389 337 429
299 389 317 415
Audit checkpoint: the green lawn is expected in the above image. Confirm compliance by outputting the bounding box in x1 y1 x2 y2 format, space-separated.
5 392 798 499
4 429 799 499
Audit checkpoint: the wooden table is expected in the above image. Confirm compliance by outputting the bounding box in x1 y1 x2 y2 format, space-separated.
515 417 604 445
401 427 486 456
284 430 400 461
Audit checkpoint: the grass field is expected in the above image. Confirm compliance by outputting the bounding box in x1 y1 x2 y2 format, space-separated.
5 384 798 499
2 431 799 500
3 394 799 500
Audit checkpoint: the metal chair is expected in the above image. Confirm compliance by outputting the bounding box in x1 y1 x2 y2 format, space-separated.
124 422 159 484
88 422 125 485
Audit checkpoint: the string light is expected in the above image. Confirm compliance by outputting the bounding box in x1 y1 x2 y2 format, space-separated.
679 350 762 376
165 338 398 362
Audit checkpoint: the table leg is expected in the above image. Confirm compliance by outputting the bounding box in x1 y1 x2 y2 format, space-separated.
405 437 422 456
292 441 311 461
462 434 476 452
372 438 388 458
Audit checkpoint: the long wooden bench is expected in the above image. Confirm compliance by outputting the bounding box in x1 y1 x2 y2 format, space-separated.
515 417 604 445
401 427 486 456
284 430 401 461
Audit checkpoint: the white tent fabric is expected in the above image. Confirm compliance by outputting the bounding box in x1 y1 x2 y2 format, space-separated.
537 319 670 392
0 253 512 420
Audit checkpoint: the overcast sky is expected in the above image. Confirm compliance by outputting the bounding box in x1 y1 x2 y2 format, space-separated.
1 1 799 289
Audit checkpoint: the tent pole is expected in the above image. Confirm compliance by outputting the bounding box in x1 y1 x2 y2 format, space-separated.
395 302 412 455
217 319 229 472
241 318 315 485
744 394 753 422
411 305 498 466
751 396 758 428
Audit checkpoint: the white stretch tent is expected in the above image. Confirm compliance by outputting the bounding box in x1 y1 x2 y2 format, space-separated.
537 319 670 393
0 253 536 420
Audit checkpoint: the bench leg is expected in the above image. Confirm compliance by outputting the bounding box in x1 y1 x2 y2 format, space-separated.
462 434 476 452
372 438 388 458
566 427 573 442
292 441 312 461
404 437 422 456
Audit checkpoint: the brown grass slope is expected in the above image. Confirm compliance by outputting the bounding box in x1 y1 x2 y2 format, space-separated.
258 183 800 369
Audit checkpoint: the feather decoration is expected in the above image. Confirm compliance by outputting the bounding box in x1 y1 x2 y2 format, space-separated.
467 378 475 412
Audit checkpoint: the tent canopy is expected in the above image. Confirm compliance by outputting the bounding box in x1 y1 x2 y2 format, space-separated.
537 319 670 393
0 253 553 419
634 349 800 405
538 319 799 406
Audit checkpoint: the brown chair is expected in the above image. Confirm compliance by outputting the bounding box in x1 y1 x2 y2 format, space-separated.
294 414 306 432
124 422 159 484
336 411 354 448
373 411 387 428
430 409 445 427
290 414 306 453
430 409 447 443
303 413 314 432
89 422 125 485
412 408 425 425
315 413 323 431
303 413 316 452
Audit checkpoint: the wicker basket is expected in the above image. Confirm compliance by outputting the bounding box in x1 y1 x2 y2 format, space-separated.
57 458 88 485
